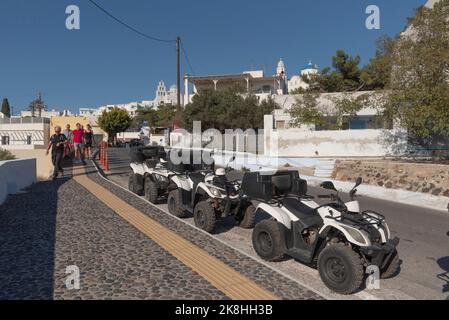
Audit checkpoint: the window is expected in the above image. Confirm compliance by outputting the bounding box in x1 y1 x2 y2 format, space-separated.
2 136 10 145
276 121 286 129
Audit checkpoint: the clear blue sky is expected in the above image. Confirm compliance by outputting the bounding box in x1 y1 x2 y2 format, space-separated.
0 0 427 114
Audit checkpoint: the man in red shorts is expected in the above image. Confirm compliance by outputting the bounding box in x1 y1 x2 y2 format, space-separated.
72 123 86 165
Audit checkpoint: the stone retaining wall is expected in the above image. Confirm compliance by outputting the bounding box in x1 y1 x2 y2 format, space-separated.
332 160 449 198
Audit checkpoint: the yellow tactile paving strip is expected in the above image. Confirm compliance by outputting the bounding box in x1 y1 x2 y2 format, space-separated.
72 166 278 300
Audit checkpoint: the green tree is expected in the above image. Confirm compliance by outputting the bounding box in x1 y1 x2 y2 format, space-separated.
97 108 132 145
329 93 369 129
155 103 176 128
183 87 279 131
381 0 449 142
289 92 369 130
1 98 11 118
302 50 363 93
0 148 15 161
132 107 157 129
360 36 395 90
288 93 324 127
133 103 177 129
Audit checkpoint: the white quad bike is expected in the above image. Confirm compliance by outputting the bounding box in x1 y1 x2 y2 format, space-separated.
168 157 256 233
128 146 172 204
242 170 400 295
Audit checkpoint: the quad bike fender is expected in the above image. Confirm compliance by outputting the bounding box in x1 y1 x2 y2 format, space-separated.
319 221 372 248
256 203 293 229
196 182 226 199
363 212 390 243
130 163 145 176
170 175 192 191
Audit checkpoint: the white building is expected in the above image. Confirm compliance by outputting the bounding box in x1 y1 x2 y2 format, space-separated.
20 109 74 118
288 61 319 93
79 80 179 118
183 59 318 105
183 61 288 105
0 117 50 150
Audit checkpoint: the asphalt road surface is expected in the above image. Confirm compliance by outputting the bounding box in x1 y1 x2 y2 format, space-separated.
104 148 449 300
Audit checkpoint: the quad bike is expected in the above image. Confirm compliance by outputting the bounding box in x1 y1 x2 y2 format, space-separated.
242 170 400 295
168 156 256 233
128 146 172 203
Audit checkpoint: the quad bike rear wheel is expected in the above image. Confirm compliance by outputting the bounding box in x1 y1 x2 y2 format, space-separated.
381 250 400 279
167 189 187 218
128 174 144 196
144 176 159 204
317 243 364 295
252 220 285 262
194 200 216 233
237 204 256 229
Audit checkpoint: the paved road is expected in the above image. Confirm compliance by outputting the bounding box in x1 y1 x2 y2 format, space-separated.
107 148 449 300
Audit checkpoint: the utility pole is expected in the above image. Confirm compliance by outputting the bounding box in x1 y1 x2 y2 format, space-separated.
172 36 182 132
176 36 181 111
37 92 43 118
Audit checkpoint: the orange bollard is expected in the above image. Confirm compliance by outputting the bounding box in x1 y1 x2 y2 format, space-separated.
102 142 105 166
100 142 103 165
105 149 109 171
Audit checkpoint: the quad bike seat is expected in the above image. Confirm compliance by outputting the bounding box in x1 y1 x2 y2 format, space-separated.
189 172 205 191
281 197 317 219
281 197 323 227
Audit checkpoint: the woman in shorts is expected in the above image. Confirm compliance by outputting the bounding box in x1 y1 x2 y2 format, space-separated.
83 124 94 159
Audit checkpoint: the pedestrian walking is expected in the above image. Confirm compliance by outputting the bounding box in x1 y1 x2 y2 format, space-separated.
83 124 94 159
63 124 74 159
46 126 67 180
72 123 86 165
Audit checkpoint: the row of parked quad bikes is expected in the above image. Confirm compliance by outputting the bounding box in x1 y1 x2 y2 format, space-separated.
127 146 401 295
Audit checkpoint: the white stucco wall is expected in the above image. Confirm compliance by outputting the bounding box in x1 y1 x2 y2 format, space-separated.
267 128 407 157
0 158 37 205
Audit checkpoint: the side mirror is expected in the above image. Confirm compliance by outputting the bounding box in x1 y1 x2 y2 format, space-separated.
355 177 363 188
320 181 337 191
229 156 236 163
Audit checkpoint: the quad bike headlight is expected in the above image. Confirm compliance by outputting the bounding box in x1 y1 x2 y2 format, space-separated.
342 226 368 245
210 187 222 197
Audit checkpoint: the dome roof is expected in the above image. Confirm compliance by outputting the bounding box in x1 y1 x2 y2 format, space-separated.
301 61 318 71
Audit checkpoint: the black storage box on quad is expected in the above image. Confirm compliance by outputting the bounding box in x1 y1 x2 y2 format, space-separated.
241 170 308 201
166 149 215 173
130 146 166 163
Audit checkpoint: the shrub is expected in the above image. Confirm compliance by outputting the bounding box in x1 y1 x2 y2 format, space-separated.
0 148 15 161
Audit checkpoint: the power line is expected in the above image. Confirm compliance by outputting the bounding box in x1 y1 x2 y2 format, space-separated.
181 41 196 75
87 0 176 43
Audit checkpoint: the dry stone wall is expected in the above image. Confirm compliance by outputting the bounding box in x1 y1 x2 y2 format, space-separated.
333 160 449 197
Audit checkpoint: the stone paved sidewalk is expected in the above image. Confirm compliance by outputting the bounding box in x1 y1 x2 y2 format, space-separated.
0 163 323 300
0 172 224 300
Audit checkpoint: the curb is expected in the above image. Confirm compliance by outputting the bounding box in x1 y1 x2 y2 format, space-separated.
302 175 449 213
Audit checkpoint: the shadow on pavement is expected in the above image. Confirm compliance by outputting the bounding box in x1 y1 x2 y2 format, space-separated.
0 176 70 299
437 256 449 293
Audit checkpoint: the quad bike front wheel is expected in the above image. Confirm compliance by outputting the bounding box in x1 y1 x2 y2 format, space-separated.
252 220 285 262
167 189 187 218
128 174 144 196
236 204 256 229
144 177 159 204
317 243 364 295
194 200 216 233
381 250 400 279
